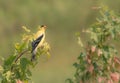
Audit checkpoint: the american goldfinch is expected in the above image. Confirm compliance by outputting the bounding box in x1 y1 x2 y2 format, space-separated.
31 25 46 61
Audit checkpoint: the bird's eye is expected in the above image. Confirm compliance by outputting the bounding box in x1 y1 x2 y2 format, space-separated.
41 25 45 27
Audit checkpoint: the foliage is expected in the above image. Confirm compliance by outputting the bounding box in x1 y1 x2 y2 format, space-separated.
67 6 120 83
0 26 50 83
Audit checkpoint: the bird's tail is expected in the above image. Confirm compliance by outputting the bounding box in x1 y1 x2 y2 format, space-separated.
31 52 36 61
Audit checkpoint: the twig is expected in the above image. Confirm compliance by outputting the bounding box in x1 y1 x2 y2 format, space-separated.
15 49 29 63
11 49 29 71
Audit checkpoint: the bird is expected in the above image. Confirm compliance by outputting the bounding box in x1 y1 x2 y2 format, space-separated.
31 25 46 61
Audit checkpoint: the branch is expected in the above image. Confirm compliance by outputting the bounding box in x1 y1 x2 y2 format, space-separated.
15 49 29 63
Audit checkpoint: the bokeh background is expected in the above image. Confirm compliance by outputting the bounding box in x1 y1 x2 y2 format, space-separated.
0 0 120 83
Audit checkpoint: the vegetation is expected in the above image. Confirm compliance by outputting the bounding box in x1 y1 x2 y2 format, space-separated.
67 6 120 83
1 1 120 83
0 26 50 83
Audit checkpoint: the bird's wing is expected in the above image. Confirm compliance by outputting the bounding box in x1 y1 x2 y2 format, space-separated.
31 34 44 53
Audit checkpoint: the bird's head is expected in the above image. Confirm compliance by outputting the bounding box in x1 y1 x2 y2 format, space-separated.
41 25 47 30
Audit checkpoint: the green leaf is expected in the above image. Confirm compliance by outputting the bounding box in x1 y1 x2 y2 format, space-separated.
19 43 27 52
26 69 32 77
20 58 30 72
77 52 85 60
4 55 16 66
15 70 21 79
91 32 98 42
73 63 78 68
65 79 74 83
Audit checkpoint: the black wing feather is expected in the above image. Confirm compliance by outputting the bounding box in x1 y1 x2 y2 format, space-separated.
31 34 44 52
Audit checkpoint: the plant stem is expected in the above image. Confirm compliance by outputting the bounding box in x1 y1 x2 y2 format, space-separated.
11 49 29 71
15 49 29 63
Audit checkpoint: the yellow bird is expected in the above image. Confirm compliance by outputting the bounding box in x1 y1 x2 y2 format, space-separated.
31 25 46 61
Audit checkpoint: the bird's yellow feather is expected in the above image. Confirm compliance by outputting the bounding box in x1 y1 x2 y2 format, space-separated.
34 26 46 51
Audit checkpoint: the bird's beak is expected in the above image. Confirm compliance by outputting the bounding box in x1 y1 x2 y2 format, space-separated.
41 25 47 29
44 25 47 29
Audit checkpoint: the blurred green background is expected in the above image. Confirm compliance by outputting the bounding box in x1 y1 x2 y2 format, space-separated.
0 0 120 83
